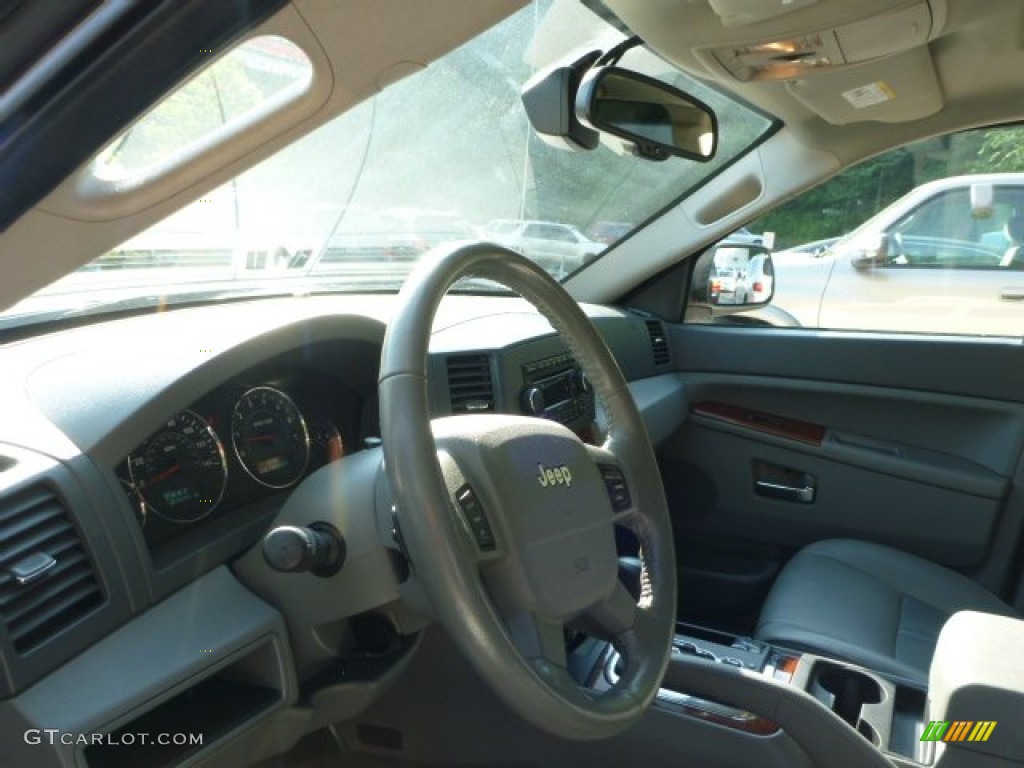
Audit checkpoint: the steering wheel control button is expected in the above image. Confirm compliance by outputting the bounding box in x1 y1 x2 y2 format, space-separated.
598 464 632 511
455 485 496 551
262 523 346 576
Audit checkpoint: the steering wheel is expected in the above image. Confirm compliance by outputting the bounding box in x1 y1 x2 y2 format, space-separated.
379 242 677 740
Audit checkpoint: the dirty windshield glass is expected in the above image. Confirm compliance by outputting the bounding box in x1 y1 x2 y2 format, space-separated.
2 0 772 329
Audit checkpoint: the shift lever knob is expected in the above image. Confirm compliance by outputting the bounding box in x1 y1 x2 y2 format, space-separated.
262 523 345 577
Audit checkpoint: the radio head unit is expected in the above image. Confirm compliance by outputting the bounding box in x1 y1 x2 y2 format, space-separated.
520 352 593 427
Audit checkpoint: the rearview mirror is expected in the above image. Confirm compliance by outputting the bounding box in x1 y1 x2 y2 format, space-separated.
576 67 718 162
691 243 774 307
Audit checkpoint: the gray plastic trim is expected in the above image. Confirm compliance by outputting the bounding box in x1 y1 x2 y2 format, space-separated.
232 448 402 680
0 444 137 698
661 656 895 768
627 373 688 447
930 611 1024 765
0 567 294 768
686 413 1007 500
673 324 1024 406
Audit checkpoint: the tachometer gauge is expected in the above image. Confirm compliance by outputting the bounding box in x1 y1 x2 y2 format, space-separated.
306 408 345 465
128 410 228 523
231 386 310 488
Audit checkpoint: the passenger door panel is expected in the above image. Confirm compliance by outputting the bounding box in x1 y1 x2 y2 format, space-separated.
660 325 1024 626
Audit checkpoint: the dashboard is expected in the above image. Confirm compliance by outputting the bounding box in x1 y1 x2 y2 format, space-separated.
0 293 684 766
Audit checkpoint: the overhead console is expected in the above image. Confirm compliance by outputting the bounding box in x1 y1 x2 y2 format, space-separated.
605 0 947 124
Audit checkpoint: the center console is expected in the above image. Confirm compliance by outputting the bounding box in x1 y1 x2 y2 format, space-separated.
593 622 932 767
925 611 1024 767
791 654 929 764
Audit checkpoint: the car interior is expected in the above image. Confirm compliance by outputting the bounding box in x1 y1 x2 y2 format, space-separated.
2 1 1024 767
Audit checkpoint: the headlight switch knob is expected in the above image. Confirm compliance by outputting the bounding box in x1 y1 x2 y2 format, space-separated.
262 523 345 577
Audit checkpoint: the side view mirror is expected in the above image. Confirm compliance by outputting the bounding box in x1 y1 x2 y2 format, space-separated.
846 232 891 268
691 242 774 308
971 182 995 219
576 67 718 162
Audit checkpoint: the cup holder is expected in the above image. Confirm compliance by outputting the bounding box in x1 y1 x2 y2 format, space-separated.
857 720 881 746
811 664 884 727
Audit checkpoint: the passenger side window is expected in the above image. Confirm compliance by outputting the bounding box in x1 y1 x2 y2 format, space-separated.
726 124 1024 337
547 226 577 243
886 188 1020 268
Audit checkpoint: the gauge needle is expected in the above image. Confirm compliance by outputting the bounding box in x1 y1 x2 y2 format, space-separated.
328 436 344 463
248 434 275 443
150 464 181 483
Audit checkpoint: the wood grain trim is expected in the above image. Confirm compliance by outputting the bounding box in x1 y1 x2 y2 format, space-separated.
691 401 826 446
674 703 781 736
779 656 801 676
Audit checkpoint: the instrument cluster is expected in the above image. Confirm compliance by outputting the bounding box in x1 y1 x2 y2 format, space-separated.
116 370 364 550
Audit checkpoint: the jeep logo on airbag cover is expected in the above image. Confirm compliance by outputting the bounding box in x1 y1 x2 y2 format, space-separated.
537 463 572 488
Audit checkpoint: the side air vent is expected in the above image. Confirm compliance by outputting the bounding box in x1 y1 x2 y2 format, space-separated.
645 320 670 366
0 485 103 653
447 354 495 413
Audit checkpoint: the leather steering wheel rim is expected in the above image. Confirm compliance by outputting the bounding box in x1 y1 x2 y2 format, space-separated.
379 242 677 740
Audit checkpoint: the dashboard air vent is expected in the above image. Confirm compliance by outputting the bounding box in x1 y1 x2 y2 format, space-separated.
645 320 670 366
447 354 495 413
0 485 103 653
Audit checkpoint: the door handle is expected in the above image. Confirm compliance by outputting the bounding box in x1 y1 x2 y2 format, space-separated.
753 460 817 504
1000 288 1024 302
754 480 816 503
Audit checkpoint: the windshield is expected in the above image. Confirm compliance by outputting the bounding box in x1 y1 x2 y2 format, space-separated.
2 0 772 330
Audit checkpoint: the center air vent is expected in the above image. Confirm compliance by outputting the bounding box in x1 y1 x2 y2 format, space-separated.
0 485 103 653
645 320 670 366
447 354 495 413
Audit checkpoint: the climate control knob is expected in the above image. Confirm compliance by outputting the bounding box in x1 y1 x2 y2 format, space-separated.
522 386 545 415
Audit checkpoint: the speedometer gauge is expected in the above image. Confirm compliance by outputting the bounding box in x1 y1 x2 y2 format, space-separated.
231 386 310 489
128 410 228 523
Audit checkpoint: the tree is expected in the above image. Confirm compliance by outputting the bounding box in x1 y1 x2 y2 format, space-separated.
755 148 915 248
754 125 1024 249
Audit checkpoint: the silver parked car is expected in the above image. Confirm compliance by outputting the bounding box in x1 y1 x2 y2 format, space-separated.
769 174 1024 335
482 219 604 276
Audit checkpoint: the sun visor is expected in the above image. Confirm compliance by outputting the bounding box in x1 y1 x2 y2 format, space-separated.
784 46 943 125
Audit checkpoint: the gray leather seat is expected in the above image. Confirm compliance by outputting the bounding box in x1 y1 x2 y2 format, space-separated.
755 539 1018 685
